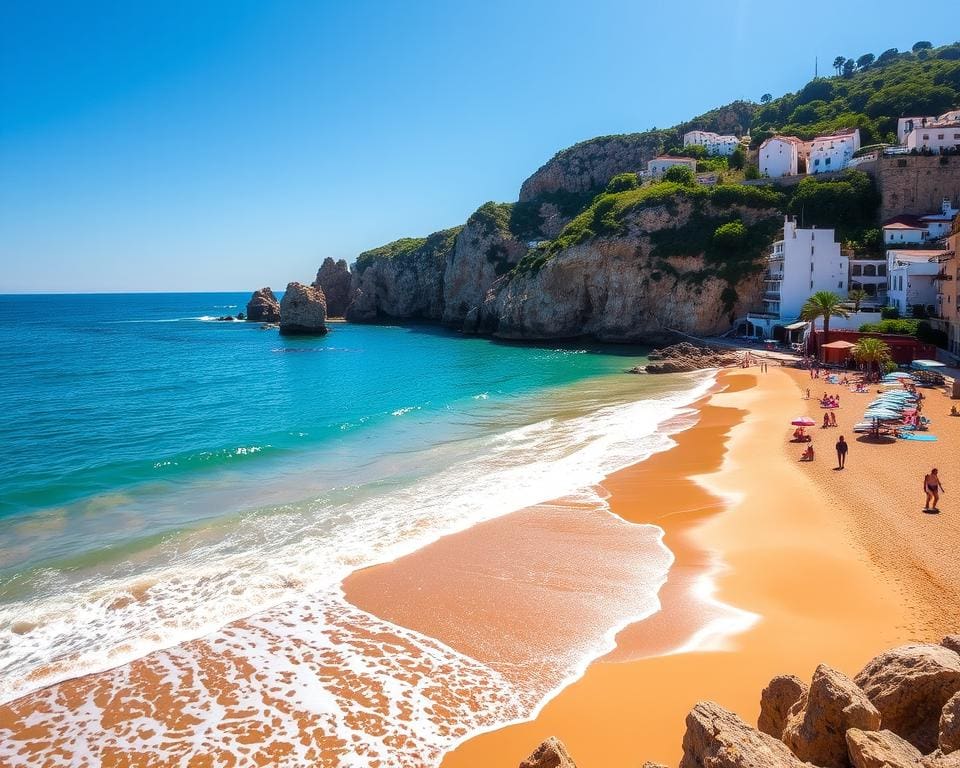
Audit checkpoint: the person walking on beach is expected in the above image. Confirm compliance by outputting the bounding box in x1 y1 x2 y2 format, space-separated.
924 468 945 511
835 435 848 469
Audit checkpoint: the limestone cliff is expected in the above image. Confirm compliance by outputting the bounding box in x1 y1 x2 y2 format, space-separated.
345 227 461 322
469 188 782 342
312 258 352 317
518 132 666 202
441 203 527 325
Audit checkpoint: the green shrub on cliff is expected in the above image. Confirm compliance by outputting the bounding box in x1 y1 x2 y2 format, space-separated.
664 165 696 185
354 227 462 273
605 173 639 193
785 170 879 242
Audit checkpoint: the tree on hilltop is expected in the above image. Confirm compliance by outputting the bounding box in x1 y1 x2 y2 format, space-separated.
856 53 875 70
761 93 772 104
842 59 856 78
833 56 846 76
877 48 899 64
912 41 933 52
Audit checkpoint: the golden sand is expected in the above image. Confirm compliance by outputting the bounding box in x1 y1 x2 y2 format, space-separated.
441 367 959 767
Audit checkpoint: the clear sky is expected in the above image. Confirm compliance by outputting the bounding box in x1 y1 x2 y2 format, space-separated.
0 1 952 293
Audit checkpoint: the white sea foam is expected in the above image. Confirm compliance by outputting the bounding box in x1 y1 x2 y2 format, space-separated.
0 370 738 767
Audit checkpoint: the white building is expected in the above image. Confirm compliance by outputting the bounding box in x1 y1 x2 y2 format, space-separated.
809 128 860 174
886 249 946 315
882 200 960 245
905 124 960 154
647 156 697 178
759 136 804 178
898 111 960 154
744 217 849 339
682 130 740 156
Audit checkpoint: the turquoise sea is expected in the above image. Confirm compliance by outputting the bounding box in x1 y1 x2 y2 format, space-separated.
0 293 718 764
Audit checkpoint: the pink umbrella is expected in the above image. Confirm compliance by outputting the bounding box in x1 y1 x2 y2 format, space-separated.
791 417 816 426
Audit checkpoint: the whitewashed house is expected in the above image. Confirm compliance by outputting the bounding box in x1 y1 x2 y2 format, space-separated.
882 200 960 245
886 249 946 315
905 123 960 154
919 198 960 239
682 130 740 156
759 136 804 178
647 156 697 178
848 258 888 301
744 217 849 339
809 128 860 174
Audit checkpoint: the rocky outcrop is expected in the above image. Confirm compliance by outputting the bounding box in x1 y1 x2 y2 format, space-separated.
679 701 807 768
278 282 327 335
246 287 281 323
518 737 576 768
441 203 527 326
471 196 776 342
760 675 808 739
942 637 960 656
940 693 960 754
636 342 743 373
346 228 460 322
782 664 881 768
845 729 923 768
854 644 960 753
519 132 665 202
312 258 352 317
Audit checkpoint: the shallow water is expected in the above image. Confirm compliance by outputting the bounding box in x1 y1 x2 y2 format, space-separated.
0 293 715 765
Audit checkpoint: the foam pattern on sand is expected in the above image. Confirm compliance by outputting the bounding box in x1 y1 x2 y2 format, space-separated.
0 593 531 768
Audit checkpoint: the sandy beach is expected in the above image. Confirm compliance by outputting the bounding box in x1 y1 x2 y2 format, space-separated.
438 365 959 767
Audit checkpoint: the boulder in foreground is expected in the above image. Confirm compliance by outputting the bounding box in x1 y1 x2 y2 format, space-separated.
759 674 808 739
246 287 281 323
845 728 923 768
279 282 328 336
855 644 960 753
518 736 576 768
941 692 960 754
680 700 806 768
782 663 880 768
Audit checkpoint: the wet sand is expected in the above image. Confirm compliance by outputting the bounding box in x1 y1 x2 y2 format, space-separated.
440 368 927 767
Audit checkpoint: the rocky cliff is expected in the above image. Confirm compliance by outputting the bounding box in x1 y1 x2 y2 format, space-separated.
469 187 782 342
345 228 461 322
312 257 352 317
518 132 666 202
441 203 527 326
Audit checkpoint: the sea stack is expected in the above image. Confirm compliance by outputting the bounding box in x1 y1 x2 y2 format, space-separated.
312 257 352 318
245 287 281 323
279 281 328 335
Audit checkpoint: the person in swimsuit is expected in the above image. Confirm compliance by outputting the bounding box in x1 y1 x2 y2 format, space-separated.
835 435 848 469
924 469 944 510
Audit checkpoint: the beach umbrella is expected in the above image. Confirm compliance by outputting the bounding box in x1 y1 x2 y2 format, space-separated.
791 417 816 426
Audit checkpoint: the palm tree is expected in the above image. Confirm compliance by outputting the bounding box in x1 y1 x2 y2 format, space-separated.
847 288 868 312
833 56 846 76
800 291 850 358
851 337 892 378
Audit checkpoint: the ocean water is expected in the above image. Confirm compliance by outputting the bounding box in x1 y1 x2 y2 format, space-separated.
0 293 718 766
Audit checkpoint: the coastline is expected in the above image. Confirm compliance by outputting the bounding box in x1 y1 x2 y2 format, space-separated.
441 367 924 767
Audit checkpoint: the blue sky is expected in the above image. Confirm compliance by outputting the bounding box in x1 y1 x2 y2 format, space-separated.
0 1 952 292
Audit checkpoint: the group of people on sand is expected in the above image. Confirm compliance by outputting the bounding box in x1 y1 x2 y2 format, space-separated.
820 393 840 408
822 411 838 428
799 434 848 467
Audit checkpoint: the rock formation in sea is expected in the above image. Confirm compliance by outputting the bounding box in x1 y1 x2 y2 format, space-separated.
245 287 281 323
312 257 352 318
516 636 960 768
278 282 327 335
629 342 743 374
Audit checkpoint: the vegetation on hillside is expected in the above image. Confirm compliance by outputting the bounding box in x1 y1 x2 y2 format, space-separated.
354 227 462 272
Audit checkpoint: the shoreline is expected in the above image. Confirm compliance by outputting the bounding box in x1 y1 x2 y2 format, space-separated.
441 367 924 767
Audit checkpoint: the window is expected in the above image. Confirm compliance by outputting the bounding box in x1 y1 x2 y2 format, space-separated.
938 134 945 140
838 281 843 289
825 157 831 165
923 134 930 139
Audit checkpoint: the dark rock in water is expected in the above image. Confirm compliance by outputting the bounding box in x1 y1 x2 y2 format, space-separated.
313 257 352 318
214 316 233 322
638 342 742 373
246 287 281 323
519 737 577 768
279 282 328 336
854 644 960 754
237 312 245 320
